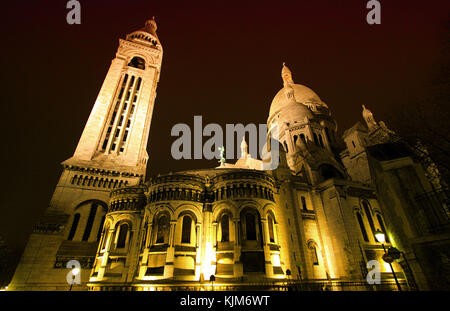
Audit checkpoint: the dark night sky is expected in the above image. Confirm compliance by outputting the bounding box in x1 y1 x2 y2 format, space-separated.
0 0 448 275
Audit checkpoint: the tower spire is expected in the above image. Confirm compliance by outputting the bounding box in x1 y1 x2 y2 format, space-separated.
240 136 248 159
281 62 294 86
141 16 158 37
362 104 377 130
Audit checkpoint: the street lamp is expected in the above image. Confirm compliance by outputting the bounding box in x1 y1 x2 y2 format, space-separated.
374 230 386 244
69 267 80 291
286 269 292 291
374 230 402 291
209 274 215 291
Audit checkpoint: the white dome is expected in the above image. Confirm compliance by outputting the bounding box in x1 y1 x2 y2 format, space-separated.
277 99 313 126
269 83 324 118
268 64 329 126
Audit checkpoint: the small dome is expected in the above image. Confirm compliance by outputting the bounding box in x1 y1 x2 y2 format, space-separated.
277 100 313 126
127 17 160 44
270 83 324 117
269 64 327 124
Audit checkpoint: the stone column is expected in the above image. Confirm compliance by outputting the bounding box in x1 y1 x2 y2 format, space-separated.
212 222 218 247
98 228 115 279
139 222 152 278
261 218 273 278
125 222 140 282
321 127 331 150
274 223 279 244
164 220 176 278
201 203 214 280
195 223 202 280
233 218 243 277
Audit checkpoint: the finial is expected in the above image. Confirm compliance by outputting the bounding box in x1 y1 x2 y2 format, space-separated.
362 104 377 129
281 62 294 86
145 17 157 32
362 104 372 115
240 136 248 159
241 136 247 147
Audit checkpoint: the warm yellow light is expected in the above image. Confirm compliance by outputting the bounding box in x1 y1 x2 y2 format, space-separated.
202 243 216 280
384 262 392 272
72 268 80 275
272 254 281 267
142 276 159 281
374 230 385 243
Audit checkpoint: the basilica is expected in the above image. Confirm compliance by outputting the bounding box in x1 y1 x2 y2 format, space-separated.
8 18 449 291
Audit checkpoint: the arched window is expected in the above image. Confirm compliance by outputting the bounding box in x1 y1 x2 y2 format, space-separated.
308 242 319 265
181 216 192 244
128 56 145 69
96 215 105 241
82 203 98 241
220 214 230 242
67 213 80 241
116 223 129 248
268 215 275 243
300 133 306 144
313 133 319 146
283 141 289 153
318 134 324 147
356 212 369 242
245 213 256 240
325 127 331 142
301 196 307 211
293 135 298 144
156 215 169 244
376 214 390 243
362 200 376 239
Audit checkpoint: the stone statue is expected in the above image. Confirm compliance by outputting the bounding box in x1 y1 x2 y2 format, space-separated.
218 146 226 166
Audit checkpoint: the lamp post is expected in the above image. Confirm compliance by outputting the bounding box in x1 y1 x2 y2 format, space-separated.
286 269 291 290
209 274 215 291
69 267 80 291
374 230 402 291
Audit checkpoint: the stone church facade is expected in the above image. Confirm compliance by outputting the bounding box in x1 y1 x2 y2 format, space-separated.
8 18 449 291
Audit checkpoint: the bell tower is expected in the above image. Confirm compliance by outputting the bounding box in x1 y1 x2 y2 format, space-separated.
65 17 163 177
8 18 163 290
268 63 344 184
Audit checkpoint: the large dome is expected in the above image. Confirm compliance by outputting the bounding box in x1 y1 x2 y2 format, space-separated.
278 98 314 125
269 83 324 118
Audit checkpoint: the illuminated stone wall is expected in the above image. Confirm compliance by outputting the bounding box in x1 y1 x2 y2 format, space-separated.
8 19 162 291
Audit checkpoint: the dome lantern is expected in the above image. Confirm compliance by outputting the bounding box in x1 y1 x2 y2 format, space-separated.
144 16 157 34
362 104 377 129
281 62 294 86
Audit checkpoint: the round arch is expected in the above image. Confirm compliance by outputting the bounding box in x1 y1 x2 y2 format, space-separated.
72 198 108 213
147 203 174 224
173 203 202 223
212 201 238 221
